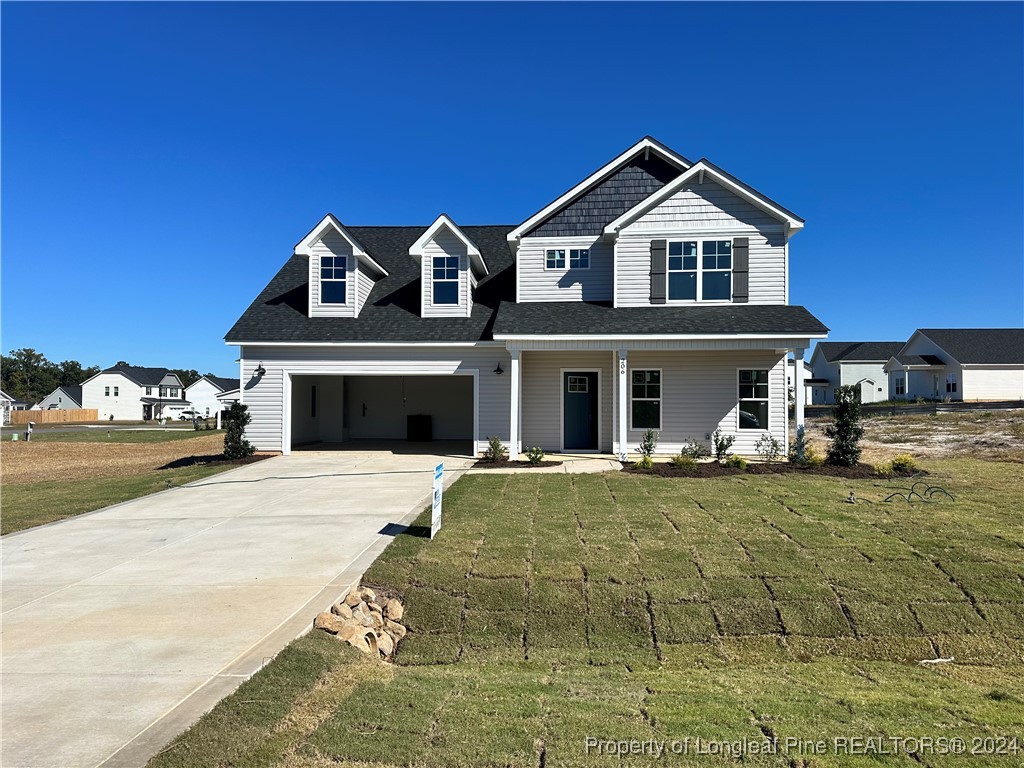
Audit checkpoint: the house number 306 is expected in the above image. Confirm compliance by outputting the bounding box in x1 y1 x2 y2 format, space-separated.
619 360 627 374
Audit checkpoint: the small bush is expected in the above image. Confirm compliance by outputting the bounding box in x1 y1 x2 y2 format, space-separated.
669 454 697 470
824 385 864 466
754 434 784 463
724 455 748 470
789 424 808 464
223 403 255 460
525 445 545 465
890 453 918 473
873 462 894 478
636 428 658 462
679 438 711 459
482 436 508 462
804 446 825 468
712 428 735 463
633 456 654 470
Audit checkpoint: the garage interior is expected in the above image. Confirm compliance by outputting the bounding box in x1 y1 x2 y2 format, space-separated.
289 374 474 454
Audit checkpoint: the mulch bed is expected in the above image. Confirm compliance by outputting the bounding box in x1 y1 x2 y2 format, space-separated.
158 453 274 470
471 460 563 469
624 462 926 479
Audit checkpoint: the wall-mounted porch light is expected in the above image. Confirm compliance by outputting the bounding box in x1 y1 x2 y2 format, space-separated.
254 362 267 379
493 363 504 375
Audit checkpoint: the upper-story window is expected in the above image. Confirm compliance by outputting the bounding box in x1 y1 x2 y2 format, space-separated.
668 240 731 301
545 248 589 270
545 249 565 269
146 387 152 395
320 255 347 304
432 255 459 304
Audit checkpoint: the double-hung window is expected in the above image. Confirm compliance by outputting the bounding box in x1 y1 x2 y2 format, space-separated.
320 255 347 304
738 369 769 430
105 386 110 397
545 249 565 269
945 372 957 393
668 239 732 301
895 376 906 396
432 255 459 305
630 370 661 429
146 387 152 396
170 387 178 398
113 386 119 396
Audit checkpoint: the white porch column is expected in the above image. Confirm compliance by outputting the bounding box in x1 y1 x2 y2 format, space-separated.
793 348 806 430
617 348 628 461
509 349 520 458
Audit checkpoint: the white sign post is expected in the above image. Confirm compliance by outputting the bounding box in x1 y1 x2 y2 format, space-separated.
430 462 444 539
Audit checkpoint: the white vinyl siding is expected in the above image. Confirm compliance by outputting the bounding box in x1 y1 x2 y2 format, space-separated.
520 351 613 452
517 236 612 302
240 345 511 452
81 373 145 421
615 179 787 307
309 230 356 317
355 262 374 316
184 379 228 418
421 229 470 317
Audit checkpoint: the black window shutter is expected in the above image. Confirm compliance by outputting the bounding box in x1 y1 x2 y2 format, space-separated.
732 237 749 303
650 239 667 304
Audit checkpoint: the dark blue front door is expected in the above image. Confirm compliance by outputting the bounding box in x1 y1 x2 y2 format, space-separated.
563 372 598 450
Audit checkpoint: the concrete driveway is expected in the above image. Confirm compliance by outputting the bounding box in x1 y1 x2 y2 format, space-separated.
1 448 473 768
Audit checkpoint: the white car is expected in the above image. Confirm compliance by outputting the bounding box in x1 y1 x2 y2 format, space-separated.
178 410 203 421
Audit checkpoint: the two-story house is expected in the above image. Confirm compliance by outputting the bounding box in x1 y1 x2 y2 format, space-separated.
81 365 190 421
226 137 828 458
184 375 241 418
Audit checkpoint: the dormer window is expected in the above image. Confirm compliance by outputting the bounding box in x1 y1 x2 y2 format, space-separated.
320 255 347 304
432 255 459 304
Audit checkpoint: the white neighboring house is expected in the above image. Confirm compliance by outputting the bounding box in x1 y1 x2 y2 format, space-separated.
1 389 14 424
225 137 828 458
36 385 83 410
884 328 1024 401
808 341 904 405
787 358 813 406
216 388 240 408
184 375 240 418
81 366 190 421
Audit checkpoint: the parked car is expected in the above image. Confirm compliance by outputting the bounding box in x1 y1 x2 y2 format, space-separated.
179 410 203 420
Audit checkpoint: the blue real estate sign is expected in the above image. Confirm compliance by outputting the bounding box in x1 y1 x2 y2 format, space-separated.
431 463 444 538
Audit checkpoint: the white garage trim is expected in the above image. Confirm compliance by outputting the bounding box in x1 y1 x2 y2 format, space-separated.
281 369 479 455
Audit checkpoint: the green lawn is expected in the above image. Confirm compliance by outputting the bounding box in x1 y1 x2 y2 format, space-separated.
1 463 237 534
150 459 1024 767
22 428 222 443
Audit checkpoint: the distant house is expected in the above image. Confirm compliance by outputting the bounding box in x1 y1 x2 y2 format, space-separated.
36 385 84 410
1 389 13 424
787 358 813 406
81 365 190 421
808 341 904 405
884 328 1024 401
184 375 240 418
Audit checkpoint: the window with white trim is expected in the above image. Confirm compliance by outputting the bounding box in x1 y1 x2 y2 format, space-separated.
105 386 110 397
320 255 347 304
668 239 732 301
945 372 957 393
146 387 152 395
894 376 906 396
738 369 769 430
432 255 459 304
630 370 661 429
545 249 565 269
113 386 119 396
170 388 178 397
569 248 589 269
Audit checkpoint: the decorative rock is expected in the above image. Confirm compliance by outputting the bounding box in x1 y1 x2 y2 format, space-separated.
376 630 395 657
369 611 384 629
331 603 353 620
385 619 407 640
359 587 377 603
368 602 383 614
313 611 347 635
344 591 362 607
384 598 404 622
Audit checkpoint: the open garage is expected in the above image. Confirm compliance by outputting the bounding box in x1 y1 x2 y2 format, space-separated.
288 374 475 453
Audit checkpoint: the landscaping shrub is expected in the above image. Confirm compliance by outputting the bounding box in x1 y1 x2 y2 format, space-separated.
482 436 508 462
712 428 735 463
669 454 697 470
724 455 747 470
890 453 919 473
634 428 658 470
223 403 255 460
873 461 894 478
789 424 808 464
824 385 864 466
754 434 783 463
525 445 545 465
804 446 825 468
679 437 711 459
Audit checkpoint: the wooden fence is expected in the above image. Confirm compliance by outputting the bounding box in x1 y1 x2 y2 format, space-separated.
9 409 99 424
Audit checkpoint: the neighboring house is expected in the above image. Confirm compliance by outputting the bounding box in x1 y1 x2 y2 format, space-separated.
787 358 813 406
216 388 240 408
36 385 84 410
81 365 190 420
185 375 241 417
226 137 828 458
1 389 13 425
808 341 904 405
884 328 1024 401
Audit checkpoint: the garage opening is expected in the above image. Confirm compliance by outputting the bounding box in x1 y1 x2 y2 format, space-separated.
289 374 475 455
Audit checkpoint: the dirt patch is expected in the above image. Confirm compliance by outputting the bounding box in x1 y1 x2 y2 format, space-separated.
471 459 563 469
158 454 274 470
1 434 230 485
624 461 923 479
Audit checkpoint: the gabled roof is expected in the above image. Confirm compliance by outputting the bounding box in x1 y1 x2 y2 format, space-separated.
0 389 14 402
190 375 240 392
604 158 804 235
89 366 182 387
47 385 83 406
408 214 488 277
917 328 1024 365
815 341 904 363
293 214 389 278
507 137 692 242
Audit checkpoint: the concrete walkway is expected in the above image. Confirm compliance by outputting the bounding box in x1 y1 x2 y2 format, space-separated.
467 453 623 474
1 449 473 768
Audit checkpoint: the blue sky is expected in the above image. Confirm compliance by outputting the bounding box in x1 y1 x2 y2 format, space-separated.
2 2 1021 375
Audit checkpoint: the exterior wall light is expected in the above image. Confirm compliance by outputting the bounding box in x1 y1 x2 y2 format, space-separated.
254 362 267 379
493 363 504 375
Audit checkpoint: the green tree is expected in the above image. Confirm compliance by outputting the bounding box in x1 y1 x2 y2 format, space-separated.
824 385 865 466
57 360 100 387
1 348 60 405
223 402 255 460
170 368 201 388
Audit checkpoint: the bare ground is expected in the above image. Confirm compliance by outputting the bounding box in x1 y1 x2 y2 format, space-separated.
802 409 1024 463
0 433 229 485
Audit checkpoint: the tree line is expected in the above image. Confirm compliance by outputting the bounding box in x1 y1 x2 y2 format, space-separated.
1 348 210 406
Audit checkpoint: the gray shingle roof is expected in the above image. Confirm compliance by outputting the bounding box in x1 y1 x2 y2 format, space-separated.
896 354 945 366
493 301 828 337
225 226 516 343
59 385 83 406
919 328 1024 365
204 375 240 392
816 341 904 363
103 366 179 387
